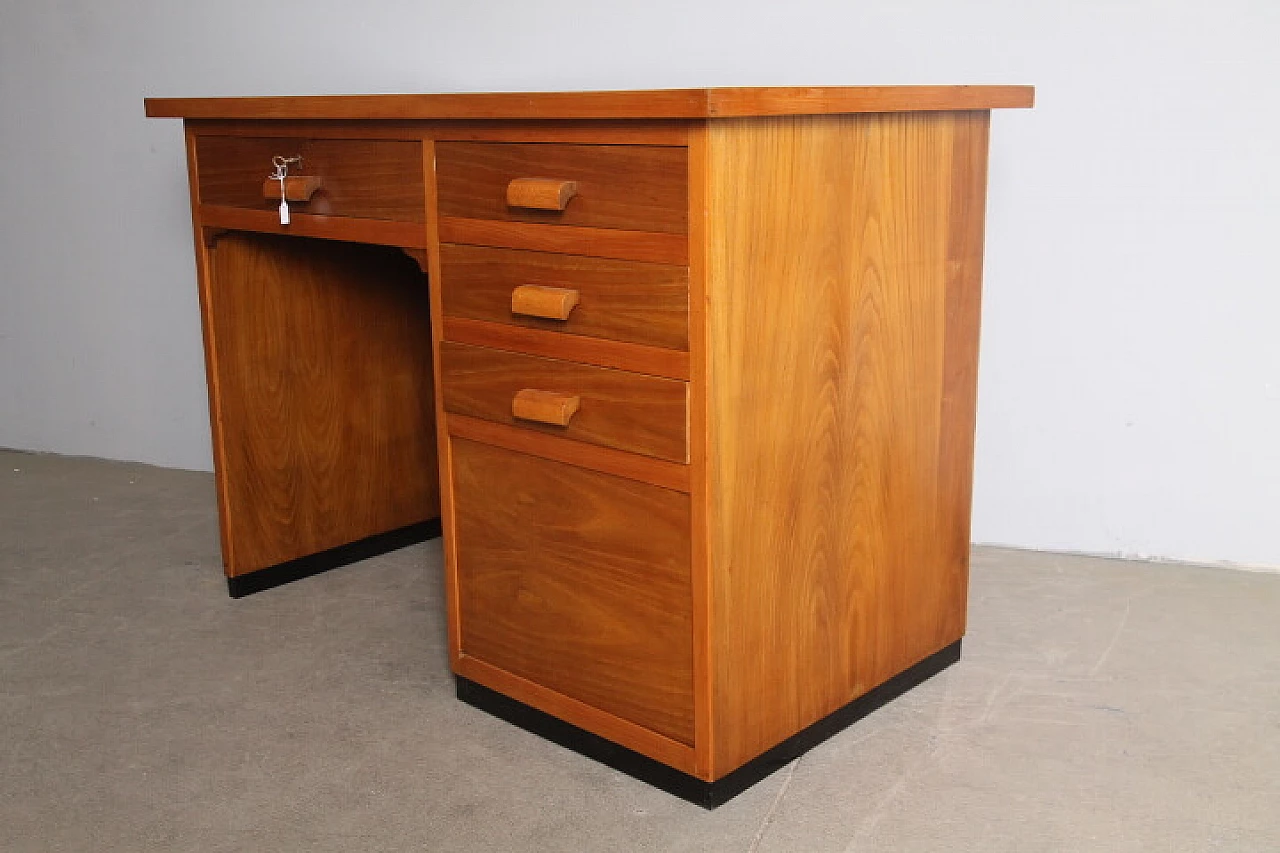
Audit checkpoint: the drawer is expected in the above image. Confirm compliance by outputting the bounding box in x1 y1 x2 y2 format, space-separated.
435 142 687 234
439 244 689 350
440 342 687 463
452 438 694 744
195 136 425 222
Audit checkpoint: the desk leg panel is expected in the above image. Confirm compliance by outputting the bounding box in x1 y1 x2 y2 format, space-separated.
201 232 441 577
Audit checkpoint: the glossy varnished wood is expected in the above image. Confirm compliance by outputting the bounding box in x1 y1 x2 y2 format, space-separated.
442 317 690 380
436 142 688 233
185 126 234 567
195 135 426 222
146 86 1034 120
704 86 1034 116
506 177 579 211
186 119 689 145
431 121 691 145
150 87 1028 796
439 244 689 350
452 438 695 744
440 341 688 463
198 205 427 249
937 114 992 638
262 174 324 202
510 284 580 321
437 217 688 265
453 656 697 772
511 388 581 426
703 112 988 773
685 121 715 779
422 139 465 667
205 233 439 574
446 414 691 494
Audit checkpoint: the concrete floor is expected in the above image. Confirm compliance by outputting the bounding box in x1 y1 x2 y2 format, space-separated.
1 448 1277 852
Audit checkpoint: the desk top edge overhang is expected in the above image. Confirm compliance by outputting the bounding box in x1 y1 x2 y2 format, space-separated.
144 85 1034 121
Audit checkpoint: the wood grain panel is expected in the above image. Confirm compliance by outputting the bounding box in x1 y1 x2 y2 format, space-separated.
422 139 464 668
183 118 686 146
446 414 691 493
185 126 234 566
430 121 690 145
685 121 716 779
146 86 1034 121
440 244 689 350
437 216 687 265
198 205 426 249
440 342 688 463
705 86 1035 116
452 439 694 744
149 90 714 120
443 317 689 380
435 142 687 233
936 113 993 639
704 112 985 773
196 135 425 222
207 233 439 574
454 654 697 772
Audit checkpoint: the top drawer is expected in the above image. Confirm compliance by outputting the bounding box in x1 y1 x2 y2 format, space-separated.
435 142 687 234
194 136 426 222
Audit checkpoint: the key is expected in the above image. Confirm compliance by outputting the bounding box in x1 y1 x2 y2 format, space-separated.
270 155 302 226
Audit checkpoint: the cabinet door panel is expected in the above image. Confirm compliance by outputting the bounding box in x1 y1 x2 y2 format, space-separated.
452 439 694 744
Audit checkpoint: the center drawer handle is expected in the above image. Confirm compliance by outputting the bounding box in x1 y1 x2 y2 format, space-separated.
262 175 324 202
511 285 580 321
512 389 581 427
506 178 579 211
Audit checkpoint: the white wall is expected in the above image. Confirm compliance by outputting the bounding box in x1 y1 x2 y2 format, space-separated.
2 1 1277 567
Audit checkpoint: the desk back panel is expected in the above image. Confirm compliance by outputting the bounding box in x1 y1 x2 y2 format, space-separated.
205 233 439 573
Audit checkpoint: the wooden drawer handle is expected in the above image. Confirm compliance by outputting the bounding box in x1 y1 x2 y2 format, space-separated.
506 178 578 211
512 389 580 427
511 285 580 321
262 175 324 202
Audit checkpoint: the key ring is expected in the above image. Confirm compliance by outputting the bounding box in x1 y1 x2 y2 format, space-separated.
269 155 302 180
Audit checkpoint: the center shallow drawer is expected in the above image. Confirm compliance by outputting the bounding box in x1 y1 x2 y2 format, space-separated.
452 438 694 744
435 141 687 233
439 244 689 350
195 135 425 222
440 342 688 463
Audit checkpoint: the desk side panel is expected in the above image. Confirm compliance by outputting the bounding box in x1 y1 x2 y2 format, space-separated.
705 111 991 774
204 233 440 573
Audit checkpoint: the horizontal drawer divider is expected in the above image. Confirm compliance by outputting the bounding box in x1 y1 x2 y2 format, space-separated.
199 205 428 248
438 216 688 265
443 317 690 380
447 414 691 494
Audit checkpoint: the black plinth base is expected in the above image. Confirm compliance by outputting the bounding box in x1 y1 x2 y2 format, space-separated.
225 518 443 598
456 638 962 808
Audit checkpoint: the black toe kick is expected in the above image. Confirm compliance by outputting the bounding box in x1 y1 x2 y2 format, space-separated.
225 518 443 598
456 639 962 808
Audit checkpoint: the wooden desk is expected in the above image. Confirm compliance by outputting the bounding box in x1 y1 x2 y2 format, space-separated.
146 86 1034 805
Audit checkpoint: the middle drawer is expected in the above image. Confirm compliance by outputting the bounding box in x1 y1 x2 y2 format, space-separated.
440 342 688 464
439 244 689 351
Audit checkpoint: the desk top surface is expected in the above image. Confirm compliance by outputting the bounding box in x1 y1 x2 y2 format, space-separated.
145 86 1034 121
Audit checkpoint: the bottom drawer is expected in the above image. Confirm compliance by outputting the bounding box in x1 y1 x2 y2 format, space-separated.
452 438 694 744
